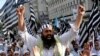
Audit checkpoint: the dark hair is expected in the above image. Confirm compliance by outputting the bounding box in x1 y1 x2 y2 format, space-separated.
94 39 99 43
41 34 56 49
71 40 78 45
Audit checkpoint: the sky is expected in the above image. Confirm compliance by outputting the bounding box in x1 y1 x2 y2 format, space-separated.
0 0 6 9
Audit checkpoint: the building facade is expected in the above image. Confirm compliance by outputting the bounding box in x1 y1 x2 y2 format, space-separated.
37 0 49 23
24 0 49 24
46 0 93 20
24 0 38 20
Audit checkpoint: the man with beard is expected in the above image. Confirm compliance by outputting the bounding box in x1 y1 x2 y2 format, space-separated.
91 39 100 56
71 40 80 56
17 4 85 56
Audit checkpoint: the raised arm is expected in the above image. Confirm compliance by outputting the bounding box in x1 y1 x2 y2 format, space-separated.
17 6 25 31
17 6 37 49
60 5 85 46
75 5 85 29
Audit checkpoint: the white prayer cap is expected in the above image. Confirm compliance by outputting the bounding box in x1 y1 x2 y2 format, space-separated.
14 51 20 54
23 49 29 54
97 35 100 41
40 24 53 32
8 43 12 47
14 51 20 56
91 53 97 56
0 50 5 53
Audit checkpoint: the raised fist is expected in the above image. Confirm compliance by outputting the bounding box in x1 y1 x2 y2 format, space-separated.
78 5 85 16
16 5 25 16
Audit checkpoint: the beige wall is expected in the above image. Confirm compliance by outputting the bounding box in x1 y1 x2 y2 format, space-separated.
47 0 93 20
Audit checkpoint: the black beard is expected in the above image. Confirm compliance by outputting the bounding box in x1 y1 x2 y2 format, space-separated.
41 34 56 49
74 48 78 52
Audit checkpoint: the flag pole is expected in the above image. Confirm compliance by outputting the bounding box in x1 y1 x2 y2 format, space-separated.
93 29 95 48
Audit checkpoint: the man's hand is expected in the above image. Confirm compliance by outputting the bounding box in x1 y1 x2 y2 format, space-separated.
75 5 85 29
78 5 85 16
17 6 25 16
17 6 25 31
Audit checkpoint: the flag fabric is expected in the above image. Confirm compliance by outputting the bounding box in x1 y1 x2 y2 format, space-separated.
60 16 71 34
26 2 37 36
59 19 71 34
1 0 18 32
1 0 36 36
79 2 100 47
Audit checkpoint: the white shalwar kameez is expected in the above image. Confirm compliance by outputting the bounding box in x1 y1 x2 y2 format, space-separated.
18 24 79 56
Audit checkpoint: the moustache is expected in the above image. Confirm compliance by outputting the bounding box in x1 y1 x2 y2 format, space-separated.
46 34 54 39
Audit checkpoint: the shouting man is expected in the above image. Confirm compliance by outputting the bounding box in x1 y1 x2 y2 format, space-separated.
17 4 85 56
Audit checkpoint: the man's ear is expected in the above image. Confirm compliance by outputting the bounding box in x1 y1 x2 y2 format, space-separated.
52 28 54 32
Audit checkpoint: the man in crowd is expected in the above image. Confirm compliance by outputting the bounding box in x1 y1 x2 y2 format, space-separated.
91 39 100 56
14 51 20 56
23 49 30 56
17 4 85 56
0 51 6 56
80 42 90 56
71 40 80 56
65 48 73 56
7 47 14 56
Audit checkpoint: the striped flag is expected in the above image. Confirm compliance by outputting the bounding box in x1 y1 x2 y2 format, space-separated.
1 0 29 34
26 2 37 36
59 20 71 34
79 1 100 47
1 0 18 32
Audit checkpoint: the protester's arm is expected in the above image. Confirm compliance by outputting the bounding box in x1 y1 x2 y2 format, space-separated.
75 5 85 29
17 6 25 31
17 6 37 46
60 5 85 45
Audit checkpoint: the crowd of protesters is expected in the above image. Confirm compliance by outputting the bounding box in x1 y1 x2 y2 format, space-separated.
0 1 100 56
0 33 100 56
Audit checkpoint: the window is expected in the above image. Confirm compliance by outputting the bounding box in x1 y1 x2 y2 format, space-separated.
74 0 77 4
77 0 79 4
62 6 64 13
81 0 85 3
58 0 60 4
66 4 67 7
68 3 69 7
73 0 75 5
57 7 59 14
64 5 66 12
55 0 57 4
70 2 72 6
72 1 74 5
69 6 71 11
57 0 59 4
62 0 64 2
59 6 62 13
60 0 62 3
54 0 56 5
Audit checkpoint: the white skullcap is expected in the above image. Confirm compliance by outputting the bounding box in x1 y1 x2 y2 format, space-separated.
0 50 5 53
14 51 20 54
23 49 29 54
22 45 29 55
40 24 53 32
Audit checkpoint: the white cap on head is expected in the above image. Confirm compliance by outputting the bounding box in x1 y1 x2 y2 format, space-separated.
14 51 20 54
23 49 29 54
0 50 5 53
40 24 53 32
